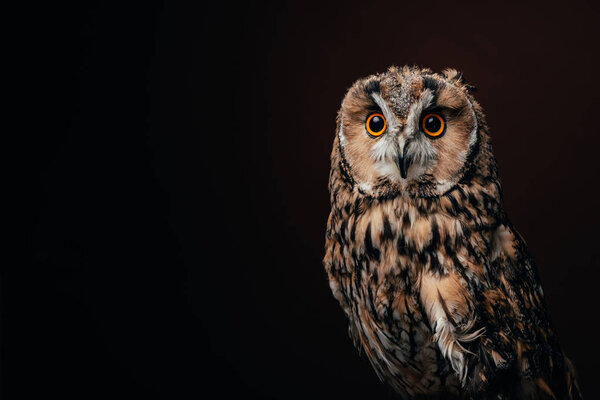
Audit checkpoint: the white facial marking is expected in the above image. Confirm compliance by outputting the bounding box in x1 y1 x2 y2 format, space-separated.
341 83 479 195
338 114 346 147
405 89 437 172
369 93 402 181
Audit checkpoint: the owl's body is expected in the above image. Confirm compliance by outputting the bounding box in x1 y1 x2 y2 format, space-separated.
323 66 581 399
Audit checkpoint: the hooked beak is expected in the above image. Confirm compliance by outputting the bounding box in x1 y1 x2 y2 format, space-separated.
397 145 411 179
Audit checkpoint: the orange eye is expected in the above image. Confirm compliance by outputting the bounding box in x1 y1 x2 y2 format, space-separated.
366 113 386 137
421 113 445 137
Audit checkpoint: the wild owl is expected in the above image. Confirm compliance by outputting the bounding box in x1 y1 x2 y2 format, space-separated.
323 66 582 399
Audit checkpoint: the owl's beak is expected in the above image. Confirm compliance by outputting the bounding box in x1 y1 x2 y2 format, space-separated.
397 146 411 179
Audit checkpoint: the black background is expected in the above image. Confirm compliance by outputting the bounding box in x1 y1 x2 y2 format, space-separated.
11 1 600 399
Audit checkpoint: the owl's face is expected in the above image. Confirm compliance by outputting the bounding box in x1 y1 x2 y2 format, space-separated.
336 66 481 198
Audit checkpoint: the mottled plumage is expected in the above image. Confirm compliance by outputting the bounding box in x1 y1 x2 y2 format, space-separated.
323 66 581 399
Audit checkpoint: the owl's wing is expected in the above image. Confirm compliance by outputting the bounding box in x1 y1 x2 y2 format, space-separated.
418 222 579 398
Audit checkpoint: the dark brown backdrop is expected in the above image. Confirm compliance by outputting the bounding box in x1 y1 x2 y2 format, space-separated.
14 1 599 399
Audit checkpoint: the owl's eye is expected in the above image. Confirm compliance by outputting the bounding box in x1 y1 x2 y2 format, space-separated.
366 113 387 137
421 113 445 138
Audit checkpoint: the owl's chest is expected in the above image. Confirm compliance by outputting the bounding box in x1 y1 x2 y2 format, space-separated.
332 206 444 296
326 207 468 395
343 276 458 396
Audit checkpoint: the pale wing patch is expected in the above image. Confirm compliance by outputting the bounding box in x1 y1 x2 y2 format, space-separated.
490 224 517 261
419 272 483 385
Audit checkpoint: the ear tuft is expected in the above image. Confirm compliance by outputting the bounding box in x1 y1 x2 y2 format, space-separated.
441 68 476 92
441 68 465 83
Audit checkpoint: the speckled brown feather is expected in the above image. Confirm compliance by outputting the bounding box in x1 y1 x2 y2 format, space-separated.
323 66 582 399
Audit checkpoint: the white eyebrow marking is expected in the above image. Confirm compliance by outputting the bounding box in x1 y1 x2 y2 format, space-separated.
371 93 392 117
371 92 399 133
405 89 435 138
465 97 479 148
368 92 403 181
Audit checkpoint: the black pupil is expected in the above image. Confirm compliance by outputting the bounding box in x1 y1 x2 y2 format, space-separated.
369 115 384 133
424 115 441 133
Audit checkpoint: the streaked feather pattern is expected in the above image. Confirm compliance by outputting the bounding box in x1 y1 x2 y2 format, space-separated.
324 66 582 399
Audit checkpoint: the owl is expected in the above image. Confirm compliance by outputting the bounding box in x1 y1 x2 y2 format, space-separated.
323 66 582 399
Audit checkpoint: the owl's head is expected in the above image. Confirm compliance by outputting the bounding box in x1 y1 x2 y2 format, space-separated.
334 66 492 199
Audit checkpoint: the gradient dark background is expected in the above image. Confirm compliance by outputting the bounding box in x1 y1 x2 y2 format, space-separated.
11 1 600 399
